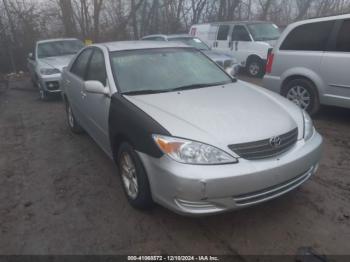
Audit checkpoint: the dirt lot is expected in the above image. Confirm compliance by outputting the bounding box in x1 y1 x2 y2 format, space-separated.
0 77 349 256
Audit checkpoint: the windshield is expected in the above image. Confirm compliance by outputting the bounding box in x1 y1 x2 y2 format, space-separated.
169 37 210 51
110 48 232 94
37 40 84 58
247 23 280 41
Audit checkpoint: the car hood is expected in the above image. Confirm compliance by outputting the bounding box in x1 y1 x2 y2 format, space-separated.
124 81 304 153
202 50 237 64
39 55 75 72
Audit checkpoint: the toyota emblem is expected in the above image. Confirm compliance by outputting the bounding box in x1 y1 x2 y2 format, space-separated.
269 136 282 148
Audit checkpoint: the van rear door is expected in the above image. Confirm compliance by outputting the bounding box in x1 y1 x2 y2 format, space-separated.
321 19 350 109
214 24 231 53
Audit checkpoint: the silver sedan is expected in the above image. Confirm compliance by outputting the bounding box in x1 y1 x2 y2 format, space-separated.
61 41 322 216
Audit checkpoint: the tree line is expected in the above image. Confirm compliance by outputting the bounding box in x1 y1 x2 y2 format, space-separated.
1 0 349 73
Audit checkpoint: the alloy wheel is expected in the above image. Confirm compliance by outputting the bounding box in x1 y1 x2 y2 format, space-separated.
286 85 311 110
120 152 139 200
67 105 74 128
249 62 260 76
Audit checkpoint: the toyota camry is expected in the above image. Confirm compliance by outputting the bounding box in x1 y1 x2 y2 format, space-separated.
61 41 323 216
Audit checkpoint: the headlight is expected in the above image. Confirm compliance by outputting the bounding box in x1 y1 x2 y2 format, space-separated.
153 135 238 165
303 110 314 141
40 68 60 75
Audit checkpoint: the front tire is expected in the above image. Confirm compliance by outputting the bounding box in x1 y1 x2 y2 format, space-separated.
282 78 320 115
247 58 264 78
117 142 154 210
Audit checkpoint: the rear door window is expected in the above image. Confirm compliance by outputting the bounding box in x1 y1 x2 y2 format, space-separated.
280 21 334 51
335 19 350 52
217 25 230 40
70 49 93 79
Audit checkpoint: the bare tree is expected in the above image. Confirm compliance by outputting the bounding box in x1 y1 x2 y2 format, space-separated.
58 0 77 37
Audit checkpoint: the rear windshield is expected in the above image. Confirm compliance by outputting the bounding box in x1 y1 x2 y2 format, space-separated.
247 23 280 41
110 48 231 94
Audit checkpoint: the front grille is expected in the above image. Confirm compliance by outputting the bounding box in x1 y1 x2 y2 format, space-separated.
229 128 298 160
233 167 313 206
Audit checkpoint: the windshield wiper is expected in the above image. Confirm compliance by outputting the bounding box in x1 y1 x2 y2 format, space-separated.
122 89 169 95
122 81 234 96
171 81 231 92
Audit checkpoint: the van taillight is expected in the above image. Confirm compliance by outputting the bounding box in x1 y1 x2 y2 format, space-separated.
266 51 274 74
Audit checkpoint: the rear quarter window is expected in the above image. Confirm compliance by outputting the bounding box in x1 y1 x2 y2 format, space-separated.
280 21 334 51
335 19 350 52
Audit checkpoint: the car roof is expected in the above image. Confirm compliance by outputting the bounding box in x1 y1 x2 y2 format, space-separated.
289 13 350 27
194 21 274 26
96 41 191 52
142 34 194 40
37 38 80 44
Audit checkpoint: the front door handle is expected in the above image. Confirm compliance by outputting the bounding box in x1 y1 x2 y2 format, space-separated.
81 91 87 99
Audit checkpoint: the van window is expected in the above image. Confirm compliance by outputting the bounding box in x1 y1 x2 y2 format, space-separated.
232 25 251 41
217 25 230 40
247 23 280 41
335 19 350 52
280 21 334 51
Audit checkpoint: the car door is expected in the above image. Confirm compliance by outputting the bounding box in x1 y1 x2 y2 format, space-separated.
81 48 112 156
321 19 350 108
214 24 231 53
230 25 253 65
64 48 93 127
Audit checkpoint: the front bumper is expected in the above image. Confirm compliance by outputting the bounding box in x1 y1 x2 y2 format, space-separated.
39 74 62 93
138 132 323 216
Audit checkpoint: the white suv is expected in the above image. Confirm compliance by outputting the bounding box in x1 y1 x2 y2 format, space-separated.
263 14 350 114
190 21 280 77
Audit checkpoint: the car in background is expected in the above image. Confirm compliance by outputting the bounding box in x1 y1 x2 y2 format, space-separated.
27 38 84 100
141 34 239 76
190 21 281 77
60 41 322 216
263 14 350 114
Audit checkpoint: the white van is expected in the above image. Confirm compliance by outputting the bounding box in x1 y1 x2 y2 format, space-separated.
190 21 280 77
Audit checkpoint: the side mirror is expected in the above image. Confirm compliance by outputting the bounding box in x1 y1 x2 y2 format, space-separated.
84 80 109 96
28 53 34 60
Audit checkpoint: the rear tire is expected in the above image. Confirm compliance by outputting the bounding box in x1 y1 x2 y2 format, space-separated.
117 142 154 210
66 101 84 134
282 78 320 115
247 58 264 78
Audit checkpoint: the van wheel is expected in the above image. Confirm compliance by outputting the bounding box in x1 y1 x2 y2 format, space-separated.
66 102 84 134
282 78 320 115
247 58 264 78
117 142 154 210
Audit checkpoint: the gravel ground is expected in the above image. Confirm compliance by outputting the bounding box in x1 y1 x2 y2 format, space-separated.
0 77 349 256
